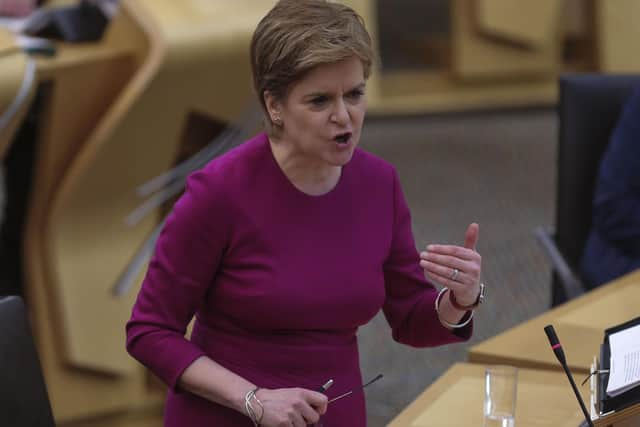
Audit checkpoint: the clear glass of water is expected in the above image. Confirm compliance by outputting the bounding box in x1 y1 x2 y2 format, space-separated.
484 365 518 427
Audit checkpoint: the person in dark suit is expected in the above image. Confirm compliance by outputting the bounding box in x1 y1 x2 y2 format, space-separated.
580 88 640 288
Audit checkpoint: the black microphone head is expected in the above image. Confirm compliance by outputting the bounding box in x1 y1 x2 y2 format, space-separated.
544 324 566 366
544 324 559 346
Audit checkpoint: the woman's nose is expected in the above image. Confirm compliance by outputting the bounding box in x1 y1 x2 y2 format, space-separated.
330 99 349 125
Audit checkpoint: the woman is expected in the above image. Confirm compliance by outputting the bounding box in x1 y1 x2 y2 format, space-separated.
126 1 483 426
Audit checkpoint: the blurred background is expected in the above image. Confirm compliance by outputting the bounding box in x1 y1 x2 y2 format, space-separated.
0 0 638 426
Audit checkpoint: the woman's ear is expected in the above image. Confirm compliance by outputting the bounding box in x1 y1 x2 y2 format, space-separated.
264 91 282 126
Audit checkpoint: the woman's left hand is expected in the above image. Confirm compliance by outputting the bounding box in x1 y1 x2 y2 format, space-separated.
419 223 482 307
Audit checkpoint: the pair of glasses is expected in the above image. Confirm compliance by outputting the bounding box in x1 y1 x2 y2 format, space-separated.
313 374 383 427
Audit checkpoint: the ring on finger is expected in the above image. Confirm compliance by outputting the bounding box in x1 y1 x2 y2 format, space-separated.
449 268 460 281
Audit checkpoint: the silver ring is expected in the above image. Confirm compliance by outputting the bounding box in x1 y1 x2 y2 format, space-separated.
450 268 459 281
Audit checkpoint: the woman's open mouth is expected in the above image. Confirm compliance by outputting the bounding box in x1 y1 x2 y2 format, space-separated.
334 132 352 145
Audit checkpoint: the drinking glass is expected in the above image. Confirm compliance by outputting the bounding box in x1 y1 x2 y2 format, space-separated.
484 365 518 427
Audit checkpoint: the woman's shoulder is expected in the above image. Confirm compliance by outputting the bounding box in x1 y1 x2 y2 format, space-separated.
201 132 268 174
185 133 269 200
191 133 267 183
351 147 398 183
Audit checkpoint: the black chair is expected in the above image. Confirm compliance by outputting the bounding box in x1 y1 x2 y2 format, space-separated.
537 74 640 307
0 296 55 427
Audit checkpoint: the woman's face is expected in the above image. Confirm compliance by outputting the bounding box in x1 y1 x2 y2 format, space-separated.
266 56 367 168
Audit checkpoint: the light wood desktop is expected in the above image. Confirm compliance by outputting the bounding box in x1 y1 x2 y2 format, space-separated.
469 270 640 375
389 362 588 426
475 0 562 48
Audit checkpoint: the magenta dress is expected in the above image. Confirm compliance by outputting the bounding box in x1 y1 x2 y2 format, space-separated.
126 132 472 426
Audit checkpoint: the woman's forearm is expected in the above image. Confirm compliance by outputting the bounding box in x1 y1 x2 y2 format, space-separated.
178 355 254 414
177 356 328 426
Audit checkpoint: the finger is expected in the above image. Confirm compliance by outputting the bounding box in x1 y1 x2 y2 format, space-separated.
315 400 327 415
298 401 320 424
424 270 469 294
424 244 478 261
302 389 328 410
290 410 306 427
464 223 479 250
420 261 475 286
420 251 480 275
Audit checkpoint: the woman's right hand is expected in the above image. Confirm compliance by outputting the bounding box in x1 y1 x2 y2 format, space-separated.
252 387 328 426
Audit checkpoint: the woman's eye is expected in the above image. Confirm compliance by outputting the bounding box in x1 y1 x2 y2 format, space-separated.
347 90 364 100
310 96 328 106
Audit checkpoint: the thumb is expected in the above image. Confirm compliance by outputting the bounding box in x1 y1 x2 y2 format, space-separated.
464 223 479 250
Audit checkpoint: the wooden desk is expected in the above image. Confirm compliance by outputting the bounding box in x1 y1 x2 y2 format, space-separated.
469 270 640 374
59 407 163 427
389 363 588 426
595 0 640 72
16 0 272 423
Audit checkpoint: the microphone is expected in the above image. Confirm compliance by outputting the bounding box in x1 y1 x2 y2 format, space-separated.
544 323 567 365
544 324 594 427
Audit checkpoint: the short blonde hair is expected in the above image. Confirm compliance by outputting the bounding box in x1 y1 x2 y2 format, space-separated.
250 0 375 129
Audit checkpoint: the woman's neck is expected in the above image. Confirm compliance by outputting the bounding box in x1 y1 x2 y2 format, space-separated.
269 137 342 196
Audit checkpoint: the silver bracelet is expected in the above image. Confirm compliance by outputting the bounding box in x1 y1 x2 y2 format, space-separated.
244 387 264 426
435 287 474 329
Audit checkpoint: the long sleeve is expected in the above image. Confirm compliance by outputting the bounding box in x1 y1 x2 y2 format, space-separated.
381 168 472 347
592 89 640 245
126 168 231 389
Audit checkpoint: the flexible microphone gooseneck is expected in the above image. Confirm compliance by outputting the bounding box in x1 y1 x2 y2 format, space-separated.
544 324 595 427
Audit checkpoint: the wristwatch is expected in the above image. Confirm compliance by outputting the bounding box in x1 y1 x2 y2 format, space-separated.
450 282 485 310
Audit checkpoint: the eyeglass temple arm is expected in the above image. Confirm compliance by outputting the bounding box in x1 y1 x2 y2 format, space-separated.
327 374 383 404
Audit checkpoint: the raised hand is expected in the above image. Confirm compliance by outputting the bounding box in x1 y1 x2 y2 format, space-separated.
419 223 482 307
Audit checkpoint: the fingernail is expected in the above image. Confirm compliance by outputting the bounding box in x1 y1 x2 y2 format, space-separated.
427 245 434 251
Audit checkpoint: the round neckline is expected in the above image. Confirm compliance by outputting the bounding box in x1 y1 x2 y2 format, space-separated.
263 133 348 199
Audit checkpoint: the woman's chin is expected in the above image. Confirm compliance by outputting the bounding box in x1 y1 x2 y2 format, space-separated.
330 149 355 166
332 136 358 162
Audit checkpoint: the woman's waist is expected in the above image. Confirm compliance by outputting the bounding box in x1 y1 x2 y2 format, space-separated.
191 317 361 384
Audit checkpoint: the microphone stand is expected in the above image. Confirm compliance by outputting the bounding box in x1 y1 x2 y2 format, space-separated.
544 325 595 427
